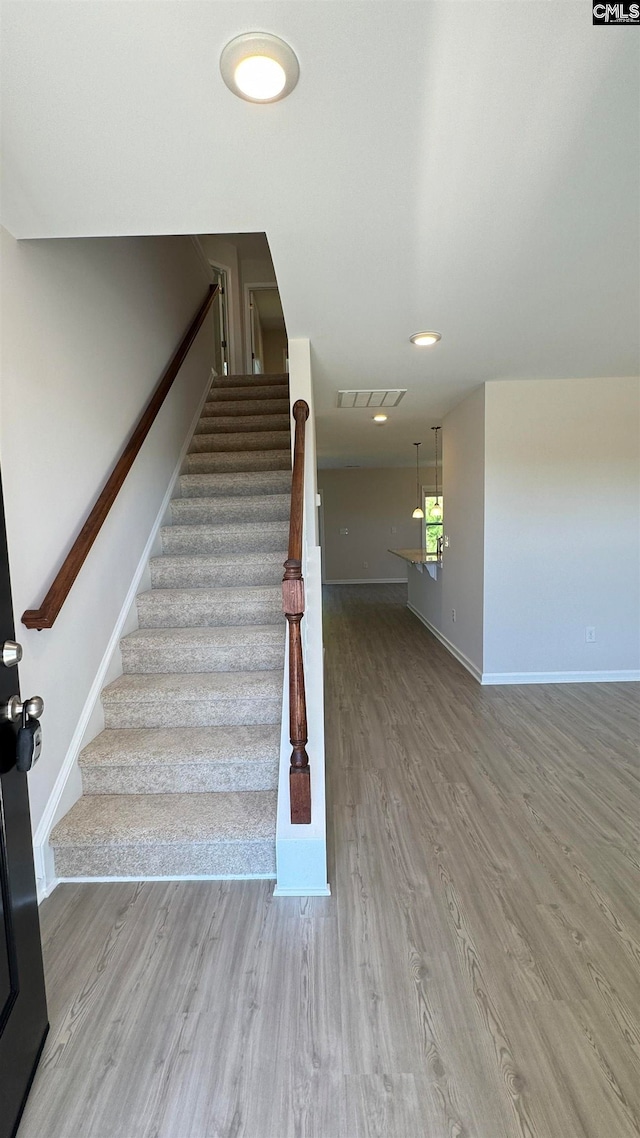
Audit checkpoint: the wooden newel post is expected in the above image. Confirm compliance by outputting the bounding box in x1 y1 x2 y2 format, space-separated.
283 400 311 824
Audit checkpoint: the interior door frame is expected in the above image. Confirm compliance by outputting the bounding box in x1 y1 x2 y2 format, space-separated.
208 258 240 375
243 282 280 375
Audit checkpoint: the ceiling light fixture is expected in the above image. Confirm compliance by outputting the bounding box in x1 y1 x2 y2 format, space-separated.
373 414 388 422
410 331 442 347
412 443 424 519
220 33 300 102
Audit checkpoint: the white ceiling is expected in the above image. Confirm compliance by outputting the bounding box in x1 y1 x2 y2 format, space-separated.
2 2 638 468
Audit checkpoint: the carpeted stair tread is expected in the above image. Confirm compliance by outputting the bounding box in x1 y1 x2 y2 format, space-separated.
80 724 280 768
161 520 289 555
200 398 290 417
210 372 288 388
78 726 280 795
194 413 290 434
149 551 285 589
170 493 290 525
50 792 277 877
184 450 291 475
207 385 289 403
136 586 282 629
101 670 282 728
178 470 291 498
121 625 283 673
189 430 290 453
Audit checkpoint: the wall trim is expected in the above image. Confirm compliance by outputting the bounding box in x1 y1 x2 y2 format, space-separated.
325 577 407 585
52 873 276 887
33 371 213 903
407 602 483 684
273 885 332 897
481 669 640 685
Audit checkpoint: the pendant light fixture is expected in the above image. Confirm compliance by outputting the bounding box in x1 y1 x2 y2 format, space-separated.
412 442 424 519
431 426 443 519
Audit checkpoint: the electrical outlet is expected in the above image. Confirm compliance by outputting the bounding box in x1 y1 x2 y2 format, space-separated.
363 561 368 569
444 535 450 547
451 608 456 623
390 526 397 534
585 626 596 643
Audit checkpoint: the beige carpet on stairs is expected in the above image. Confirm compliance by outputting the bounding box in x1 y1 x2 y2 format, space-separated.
51 374 292 879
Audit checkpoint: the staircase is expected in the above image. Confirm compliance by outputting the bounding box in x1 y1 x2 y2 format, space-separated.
50 374 292 880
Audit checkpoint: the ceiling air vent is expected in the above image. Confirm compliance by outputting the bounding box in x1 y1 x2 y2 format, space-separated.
337 389 406 409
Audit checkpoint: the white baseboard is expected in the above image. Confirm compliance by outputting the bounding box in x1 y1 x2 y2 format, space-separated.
481 670 640 685
34 374 213 904
324 577 407 585
273 885 331 897
52 873 276 886
407 603 483 684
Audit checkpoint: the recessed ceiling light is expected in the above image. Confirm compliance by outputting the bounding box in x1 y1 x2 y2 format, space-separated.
373 414 388 422
410 331 442 347
220 33 300 103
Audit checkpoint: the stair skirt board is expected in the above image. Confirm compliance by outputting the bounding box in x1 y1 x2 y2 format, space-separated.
47 374 293 887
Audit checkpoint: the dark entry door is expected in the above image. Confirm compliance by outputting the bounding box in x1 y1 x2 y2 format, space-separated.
0 475 48 1138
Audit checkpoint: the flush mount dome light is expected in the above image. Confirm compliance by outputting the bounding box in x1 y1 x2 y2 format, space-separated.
373 414 388 422
220 33 300 102
410 331 442 347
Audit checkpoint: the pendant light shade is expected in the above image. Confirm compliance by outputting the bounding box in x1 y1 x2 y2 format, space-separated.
412 443 424 519
431 426 442 518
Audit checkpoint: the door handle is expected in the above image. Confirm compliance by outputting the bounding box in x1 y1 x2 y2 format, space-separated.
2 695 44 723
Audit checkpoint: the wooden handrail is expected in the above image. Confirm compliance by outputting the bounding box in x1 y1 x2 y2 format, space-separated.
283 399 311 824
22 284 218 630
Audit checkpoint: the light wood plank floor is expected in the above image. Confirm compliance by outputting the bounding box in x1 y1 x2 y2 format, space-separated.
19 584 640 1138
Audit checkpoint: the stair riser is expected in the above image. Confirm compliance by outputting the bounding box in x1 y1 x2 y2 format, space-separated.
137 596 282 628
200 399 290 417
121 641 283 673
189 432 290 453
178 471 291 497
81 761 279 795
170 497 290 525
161 525 289 555
210 374 288 389
184 451 291 474
149 563 284 589
103 699 281 729
53 842 276 879
195 415 290 434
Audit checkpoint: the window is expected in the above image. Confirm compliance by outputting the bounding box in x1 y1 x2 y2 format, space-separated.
424 496 443 554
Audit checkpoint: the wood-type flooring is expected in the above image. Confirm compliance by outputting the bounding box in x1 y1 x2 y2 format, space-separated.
18 584 640 1138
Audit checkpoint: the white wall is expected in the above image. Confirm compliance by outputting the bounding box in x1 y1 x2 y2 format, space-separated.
407 385 486 679
483 377 640 680
0 229 213 835
317 466 434 583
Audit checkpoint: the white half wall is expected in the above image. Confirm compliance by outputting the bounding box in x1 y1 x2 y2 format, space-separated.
0 230 214 838
483 376 640 680
407 385 486 678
